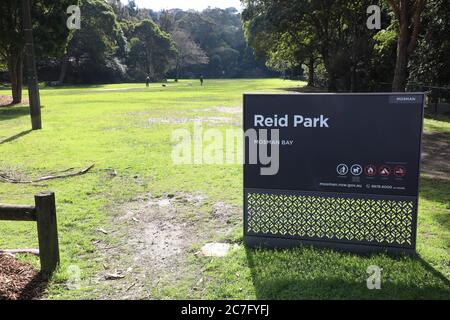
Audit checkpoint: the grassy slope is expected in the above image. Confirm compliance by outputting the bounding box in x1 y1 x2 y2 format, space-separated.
0 79 449 299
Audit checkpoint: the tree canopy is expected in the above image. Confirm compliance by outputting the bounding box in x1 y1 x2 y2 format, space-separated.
59 0 126 84
1 0 448 94
128 19 177 81
242 0 448 92
0 0 73 102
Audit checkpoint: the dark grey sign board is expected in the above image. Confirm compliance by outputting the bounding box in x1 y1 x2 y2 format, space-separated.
244 93 424 254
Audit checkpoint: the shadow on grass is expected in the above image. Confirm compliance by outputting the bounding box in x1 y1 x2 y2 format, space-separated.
0 129 32 145
424 110 450 121
245 246 450 299
0 105 31 120
419 177 450 228
279 86 328 93
421 131 450 183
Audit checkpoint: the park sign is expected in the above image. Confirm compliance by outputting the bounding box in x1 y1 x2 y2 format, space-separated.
243 93 424 254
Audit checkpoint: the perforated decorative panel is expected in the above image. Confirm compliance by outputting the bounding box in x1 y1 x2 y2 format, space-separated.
244 189 417 251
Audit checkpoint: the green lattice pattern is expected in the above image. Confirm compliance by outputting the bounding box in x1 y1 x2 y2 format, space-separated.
246 193 414 246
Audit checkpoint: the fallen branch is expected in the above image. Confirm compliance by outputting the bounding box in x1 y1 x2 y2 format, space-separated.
0 164 95 184
126 283 136 291
0 249 39 256
105 272 125 280
96 228 109 235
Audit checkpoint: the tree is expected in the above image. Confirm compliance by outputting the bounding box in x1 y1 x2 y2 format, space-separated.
114 6 272 80
369 25 398 90
0 58 6 72
264 31 318 85
107 0 131 20
126 0 138 17
0 1 23 103
159 10 176 33
386 0 427 91
157 9 209 80
409 0 449 87
177 12 216 51
243 4 318 84
59 0 126 84
129 19 177 80
170 29 209 81
243 0 375 91
2 4 273 85
0 0 73 103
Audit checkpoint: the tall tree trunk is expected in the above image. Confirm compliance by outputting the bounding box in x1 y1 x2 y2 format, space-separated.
388 0 427 92
392 5 410 92
58 54 69 84
307 56 315 86
350 27 357 92
7 51 23 104
321 50 337 91
175 56 180 82
350 67 356 92
324 61 337 91
392 35 409 92
145 45 153 80
328 76 337 92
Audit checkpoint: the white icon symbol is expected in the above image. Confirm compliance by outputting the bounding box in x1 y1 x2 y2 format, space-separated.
337 164 348 175
380 166 391 177
351 164 363 176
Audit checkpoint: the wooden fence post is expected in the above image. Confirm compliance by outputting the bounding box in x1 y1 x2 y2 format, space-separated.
35 191 59 275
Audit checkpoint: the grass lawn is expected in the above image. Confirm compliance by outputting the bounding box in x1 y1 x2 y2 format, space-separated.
0 79 449 299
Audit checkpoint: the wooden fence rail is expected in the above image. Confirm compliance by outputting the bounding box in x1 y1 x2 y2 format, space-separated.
0 191 59 275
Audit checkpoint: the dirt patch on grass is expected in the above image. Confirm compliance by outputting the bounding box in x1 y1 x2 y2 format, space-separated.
0 254 46 300
146 106 243 126
212 106 242 114
0 164 33 183
190 106 242 116
147 116 240 126
92 193 240 299
121 194 205 271
0 95 14 107
0 95 29 107
421 131 450 181
212 201 238 224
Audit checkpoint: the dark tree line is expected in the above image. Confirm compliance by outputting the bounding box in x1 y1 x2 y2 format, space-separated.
0 0 72 103
1 0 449 102
242 0 449 92
0 0 274 102
409 0 450 87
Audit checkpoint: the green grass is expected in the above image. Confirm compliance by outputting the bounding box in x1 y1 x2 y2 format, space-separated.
0 79 449 299
423 113 450 133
